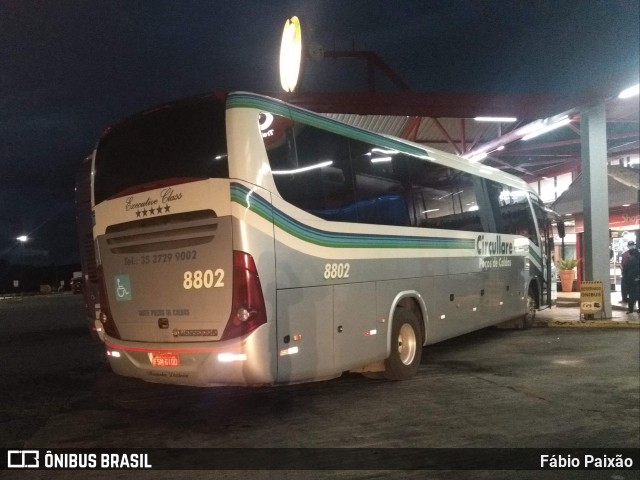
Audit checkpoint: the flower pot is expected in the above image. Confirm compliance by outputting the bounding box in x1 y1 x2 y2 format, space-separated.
559 269 575 292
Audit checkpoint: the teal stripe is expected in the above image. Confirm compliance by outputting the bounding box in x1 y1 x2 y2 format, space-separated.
226 92 426 158
530 248 542 266
231 183 474 250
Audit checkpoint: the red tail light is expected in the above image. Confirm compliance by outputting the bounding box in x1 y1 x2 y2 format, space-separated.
221 251 267 340
96 264 121 339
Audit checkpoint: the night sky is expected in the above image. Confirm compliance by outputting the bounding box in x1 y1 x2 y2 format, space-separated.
1 0 638 269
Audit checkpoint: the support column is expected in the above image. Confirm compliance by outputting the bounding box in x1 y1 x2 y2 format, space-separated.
581 103 611 317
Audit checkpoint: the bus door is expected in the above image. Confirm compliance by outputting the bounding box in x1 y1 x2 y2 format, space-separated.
530 193 564 308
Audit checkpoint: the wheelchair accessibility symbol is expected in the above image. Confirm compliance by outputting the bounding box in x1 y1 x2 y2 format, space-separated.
114 274 132 302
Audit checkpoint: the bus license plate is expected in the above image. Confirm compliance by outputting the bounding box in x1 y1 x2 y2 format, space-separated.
151 352 180 367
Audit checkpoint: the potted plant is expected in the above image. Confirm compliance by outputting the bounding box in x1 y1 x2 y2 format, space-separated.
557 258 579 292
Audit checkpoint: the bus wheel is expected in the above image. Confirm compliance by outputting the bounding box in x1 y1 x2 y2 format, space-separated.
383 309 422 381
523 292 536 329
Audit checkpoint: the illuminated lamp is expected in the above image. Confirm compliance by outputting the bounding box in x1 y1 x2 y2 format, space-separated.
280 16 302 93
618 83 639 99
474 117 517 122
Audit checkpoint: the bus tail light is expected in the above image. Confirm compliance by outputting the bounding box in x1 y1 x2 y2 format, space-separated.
97 264 121 339
221 251 267 341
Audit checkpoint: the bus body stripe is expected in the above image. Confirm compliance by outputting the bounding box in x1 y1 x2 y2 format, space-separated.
231 182 475 250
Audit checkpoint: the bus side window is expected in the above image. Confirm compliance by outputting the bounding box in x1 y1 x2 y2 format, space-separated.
265 115 354 214
487 181 538 245
348 139 411 226
264 124 310 209
426 169 484 232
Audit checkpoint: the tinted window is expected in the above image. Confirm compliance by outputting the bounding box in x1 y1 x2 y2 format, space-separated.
94 95 228 204
486 180 538 244
265 121 354 214
348 140 411 226
263 112 487 231
265 119 410 226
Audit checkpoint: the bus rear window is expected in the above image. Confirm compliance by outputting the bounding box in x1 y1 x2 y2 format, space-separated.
94 95 228 204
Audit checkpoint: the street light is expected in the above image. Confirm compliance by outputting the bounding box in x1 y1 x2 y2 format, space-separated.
16 235 28 297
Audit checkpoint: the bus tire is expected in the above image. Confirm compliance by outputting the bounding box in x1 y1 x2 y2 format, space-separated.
523 291 536 329
383 308 422 381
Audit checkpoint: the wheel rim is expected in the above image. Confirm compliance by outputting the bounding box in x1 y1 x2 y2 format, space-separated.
397 323 417 365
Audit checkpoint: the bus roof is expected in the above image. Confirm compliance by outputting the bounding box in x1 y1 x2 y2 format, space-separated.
96 90 535 196
227 91 534 194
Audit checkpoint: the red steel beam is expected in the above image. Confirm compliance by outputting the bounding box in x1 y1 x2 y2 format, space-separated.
399 116 422 140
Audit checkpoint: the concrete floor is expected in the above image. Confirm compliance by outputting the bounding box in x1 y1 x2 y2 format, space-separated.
1 294 638 480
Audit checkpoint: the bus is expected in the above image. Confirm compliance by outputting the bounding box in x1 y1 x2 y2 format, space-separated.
75 155 101 336
89 91 564 387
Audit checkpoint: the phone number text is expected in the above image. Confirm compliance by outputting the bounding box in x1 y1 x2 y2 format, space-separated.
124 250 197 266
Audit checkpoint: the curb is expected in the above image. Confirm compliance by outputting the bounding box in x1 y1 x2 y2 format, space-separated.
538 320 640 329
534 306 640 328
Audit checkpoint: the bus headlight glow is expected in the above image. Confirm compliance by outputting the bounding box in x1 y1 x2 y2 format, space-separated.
107 350 121 358
218 353 248 363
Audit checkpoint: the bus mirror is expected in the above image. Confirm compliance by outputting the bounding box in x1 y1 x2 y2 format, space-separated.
556 221 565 238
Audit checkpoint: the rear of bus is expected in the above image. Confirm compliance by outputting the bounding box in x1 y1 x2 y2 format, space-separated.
92 92 276 386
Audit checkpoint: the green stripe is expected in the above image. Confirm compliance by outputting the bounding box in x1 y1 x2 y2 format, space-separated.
231 183 474 250
529 248 542 266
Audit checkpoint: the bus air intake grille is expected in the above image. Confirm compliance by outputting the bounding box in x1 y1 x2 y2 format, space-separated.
105 210 218 253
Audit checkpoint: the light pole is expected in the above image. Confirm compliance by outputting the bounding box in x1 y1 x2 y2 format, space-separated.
16 235 28 297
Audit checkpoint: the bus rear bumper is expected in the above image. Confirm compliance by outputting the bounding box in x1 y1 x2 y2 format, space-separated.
102 328 276 387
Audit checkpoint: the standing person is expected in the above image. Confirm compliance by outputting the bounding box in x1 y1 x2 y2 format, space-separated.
621 241 636 303
622 242 640 314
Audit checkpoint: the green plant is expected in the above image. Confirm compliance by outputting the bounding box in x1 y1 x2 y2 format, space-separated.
557 258 579 270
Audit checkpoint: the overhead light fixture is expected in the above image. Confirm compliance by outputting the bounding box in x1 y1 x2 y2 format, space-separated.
279 16 302 93
522 116 571 141
618 83 639 99
474 116 517 122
